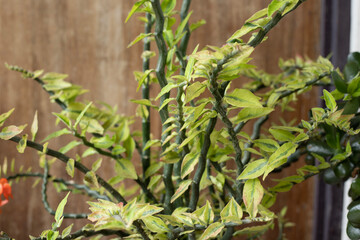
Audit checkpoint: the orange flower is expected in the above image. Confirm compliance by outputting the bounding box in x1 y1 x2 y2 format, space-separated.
0 178 12 209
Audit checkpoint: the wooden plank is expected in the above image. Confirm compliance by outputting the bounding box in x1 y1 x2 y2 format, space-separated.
0 0 321 239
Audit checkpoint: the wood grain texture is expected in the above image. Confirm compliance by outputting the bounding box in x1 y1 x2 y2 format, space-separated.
0 0 320 239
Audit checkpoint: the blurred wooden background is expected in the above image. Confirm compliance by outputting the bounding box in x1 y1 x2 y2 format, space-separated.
0 0 321 239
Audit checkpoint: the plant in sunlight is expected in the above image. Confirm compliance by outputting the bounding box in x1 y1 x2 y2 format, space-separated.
1 0 360 239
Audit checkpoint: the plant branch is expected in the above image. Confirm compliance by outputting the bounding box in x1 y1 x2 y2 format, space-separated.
34 228 128 240
189 117 217 211
141 13 153 189
41 158 88 218
150 0 175 214
7 172 110 201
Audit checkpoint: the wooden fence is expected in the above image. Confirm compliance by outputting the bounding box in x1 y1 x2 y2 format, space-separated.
0 0 321 239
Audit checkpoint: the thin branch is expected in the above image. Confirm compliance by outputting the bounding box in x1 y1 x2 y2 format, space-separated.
34 228 128 240
7 172 110 201
41 158 88 218
8 136 126 203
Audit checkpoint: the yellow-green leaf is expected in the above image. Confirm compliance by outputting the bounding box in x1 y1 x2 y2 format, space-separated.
181 151 200 179
142 216 169 233
237 159 267 180
199 222 225 240
171 179 192 203
16 134 28 153
323 89 337 111
243 178 264 218
0 125 25 140
236 107 273 122
220 197 243 223
224 89 262 108
185 82 206 103
31 111 38 141
115 159 138 180
0 108 15 127
66 159 75 178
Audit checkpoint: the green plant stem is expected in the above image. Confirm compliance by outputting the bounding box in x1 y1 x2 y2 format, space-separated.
150 0 175 214
7 136 153 239
141 13 153 188
34 228 127 240
189 117 217 211
41 158 88 218
7 172 110 200
169 218 271 240
73 131 157 203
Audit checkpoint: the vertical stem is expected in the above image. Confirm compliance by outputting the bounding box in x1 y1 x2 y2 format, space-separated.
189 117 217 211
142 13 153 188
150 0 174 213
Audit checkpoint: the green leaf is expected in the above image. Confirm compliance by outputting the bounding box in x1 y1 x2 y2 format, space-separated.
43 80 72 91
237 159 267 180
0 108 15 127
91 135 114 149
112 145 126 155
155 82 178 100
84 171 99 188
171 179 192 203
181 151 200 179
31 111 38 141
236 107 273 122
253 139 279 153
224 89 262 108
59 141 81 154
178 130 203 149
185 45 199 81
243 178 264 218
234 221 273 236
269 128 295 142
131 99 158 109
61 224 73 238
190 20 206 32
199 222 225 240
269 181 293 192
332 71 348 93
53 113 72 128
74 102 93 129
115 159 138 180
161 0 176 14
128 33 153 48
41 72 68 82
263 142 297 179
323 89 336 111
193 201 214 225
16 134 28 153
220 197 243 223
66 159 75 178
227 22 261 42
0 125 25 140
268 0 283 16
142 216 169 233
135 69 155 92
143 139 161 150
247 8 267 22
185 82 206 103
145 162 163 179
92 158 102 172
125 0 147 23
55 192 70 224
42 128 71 143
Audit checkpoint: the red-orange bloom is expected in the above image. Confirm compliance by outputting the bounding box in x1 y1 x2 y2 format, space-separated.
0 178 12 209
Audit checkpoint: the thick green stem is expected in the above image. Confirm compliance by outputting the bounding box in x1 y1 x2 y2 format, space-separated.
150 0 175 213
141 13 153 188
189 117 217 211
